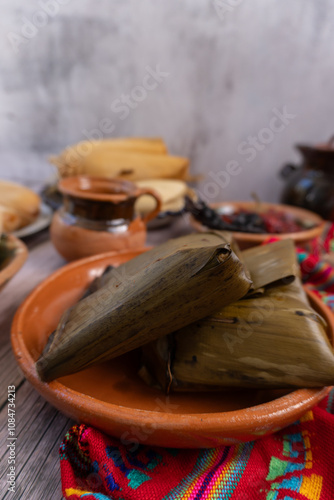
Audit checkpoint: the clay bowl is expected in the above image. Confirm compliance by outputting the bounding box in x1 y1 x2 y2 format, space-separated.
0 234 28 293
11 250 333 448
190 201 325 250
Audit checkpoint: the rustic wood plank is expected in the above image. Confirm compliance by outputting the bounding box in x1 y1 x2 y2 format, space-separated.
16 418 70 500
0 344 25 409
9 412 71 500
0 381 72 499
0 220 189 499
0 235 67 499
0 379 49 445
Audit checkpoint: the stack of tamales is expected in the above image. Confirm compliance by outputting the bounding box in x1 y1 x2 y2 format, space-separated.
50 137 190 181
36 233 334 393
37 232 251 381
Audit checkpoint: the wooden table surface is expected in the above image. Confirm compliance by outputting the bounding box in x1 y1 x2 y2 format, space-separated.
0 217 192 499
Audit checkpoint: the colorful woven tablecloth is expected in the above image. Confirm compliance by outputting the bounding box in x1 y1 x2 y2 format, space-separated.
60 226 334 500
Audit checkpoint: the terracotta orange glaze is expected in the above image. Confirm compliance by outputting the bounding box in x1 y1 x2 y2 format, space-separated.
51 213 149 261
191 201 325 250
50 176 161 261
11 250 333 448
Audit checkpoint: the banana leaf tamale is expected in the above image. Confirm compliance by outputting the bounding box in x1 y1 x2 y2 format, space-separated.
141 240 334 393
37 232 252 382
141 277 334 392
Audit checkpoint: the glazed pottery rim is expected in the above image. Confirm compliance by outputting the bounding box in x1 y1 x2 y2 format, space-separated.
11 250 333 434
58 175 143 203
0 234 28 287
191 201 326 243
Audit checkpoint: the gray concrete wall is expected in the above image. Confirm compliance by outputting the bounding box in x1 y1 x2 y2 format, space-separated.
1 0 334 201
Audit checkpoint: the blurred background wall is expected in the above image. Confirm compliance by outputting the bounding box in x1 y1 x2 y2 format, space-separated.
1 0 334 201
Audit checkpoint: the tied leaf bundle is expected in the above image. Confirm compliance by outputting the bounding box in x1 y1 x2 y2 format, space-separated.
37 232 252 382
141 240 334 392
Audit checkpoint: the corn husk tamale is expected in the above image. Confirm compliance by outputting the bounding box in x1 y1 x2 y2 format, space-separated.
141 241 334 392
36 232 252 382
50 138 192 181
52 151 189 182
50 138 168 178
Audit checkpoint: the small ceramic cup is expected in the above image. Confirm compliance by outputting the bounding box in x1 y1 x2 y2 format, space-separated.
50 176 161 261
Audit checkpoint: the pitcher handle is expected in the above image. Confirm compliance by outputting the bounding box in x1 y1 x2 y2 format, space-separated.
137 188 162 223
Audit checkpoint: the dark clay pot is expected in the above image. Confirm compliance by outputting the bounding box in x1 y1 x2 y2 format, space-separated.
281 141 334 221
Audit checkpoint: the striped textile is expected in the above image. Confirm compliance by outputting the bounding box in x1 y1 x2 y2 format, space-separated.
60 225 334 500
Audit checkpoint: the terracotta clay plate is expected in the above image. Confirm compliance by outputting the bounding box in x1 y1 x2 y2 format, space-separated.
190 201 325 250
11 250 333 448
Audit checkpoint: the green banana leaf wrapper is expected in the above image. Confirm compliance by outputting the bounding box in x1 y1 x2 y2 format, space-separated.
141 241 334 392
37 231 252 382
